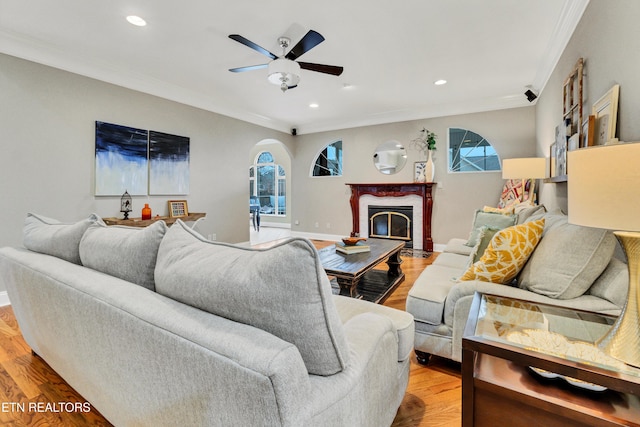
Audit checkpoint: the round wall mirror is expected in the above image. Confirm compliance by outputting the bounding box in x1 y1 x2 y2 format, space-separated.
373 140 407 174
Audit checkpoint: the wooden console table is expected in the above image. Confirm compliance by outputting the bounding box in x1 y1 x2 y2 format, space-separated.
103 212 206 227
462 293 640 427
346 183 434 252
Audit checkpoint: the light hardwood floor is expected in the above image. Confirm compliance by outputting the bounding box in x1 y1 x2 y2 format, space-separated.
0 242 461 426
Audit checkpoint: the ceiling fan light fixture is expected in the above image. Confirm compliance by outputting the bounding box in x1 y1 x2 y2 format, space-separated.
268 59 300 92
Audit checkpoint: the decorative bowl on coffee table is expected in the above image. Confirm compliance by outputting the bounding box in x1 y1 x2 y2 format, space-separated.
342 237 366 246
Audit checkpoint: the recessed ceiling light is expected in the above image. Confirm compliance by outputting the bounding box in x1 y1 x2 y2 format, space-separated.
434 79 447 86
309 103 319 108
342 83 354 90
126 15 147 27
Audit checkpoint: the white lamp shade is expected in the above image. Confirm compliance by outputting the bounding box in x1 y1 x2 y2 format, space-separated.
502 157 547 179
267 59 301 86
568 142 640 231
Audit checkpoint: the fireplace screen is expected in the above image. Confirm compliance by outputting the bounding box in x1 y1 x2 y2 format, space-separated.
368 205 413 248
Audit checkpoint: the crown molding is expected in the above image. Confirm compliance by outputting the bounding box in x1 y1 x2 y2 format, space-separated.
532 0 590 94
0 28 292 134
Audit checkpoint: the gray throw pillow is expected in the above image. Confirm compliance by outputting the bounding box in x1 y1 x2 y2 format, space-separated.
465 210 517 247
154 220 349 376
518 221 616 299
23 213 100 264
79 220 167 291
587 258 629 308
470 226 500 264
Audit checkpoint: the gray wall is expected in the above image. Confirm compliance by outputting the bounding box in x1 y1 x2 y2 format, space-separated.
536 0 640 211
291 107 536 245
0 53 293 253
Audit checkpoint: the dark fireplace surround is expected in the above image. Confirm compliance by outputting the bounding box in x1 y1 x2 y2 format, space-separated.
347 183 434 253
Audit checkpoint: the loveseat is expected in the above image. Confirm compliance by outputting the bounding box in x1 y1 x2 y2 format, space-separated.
0 213 414 426
406 206 628 364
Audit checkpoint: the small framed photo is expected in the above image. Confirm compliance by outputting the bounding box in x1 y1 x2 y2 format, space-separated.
581 115 595 147
414 161 426 183
592 84 620 146
549 142 557 177
168 200 188 218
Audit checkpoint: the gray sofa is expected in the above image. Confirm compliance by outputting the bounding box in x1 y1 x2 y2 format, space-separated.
0 213 414 426
406 207 628 364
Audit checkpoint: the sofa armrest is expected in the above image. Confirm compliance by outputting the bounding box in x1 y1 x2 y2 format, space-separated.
307 312 405 426
332 295 414 362
444 279 624 362
444 280 623 327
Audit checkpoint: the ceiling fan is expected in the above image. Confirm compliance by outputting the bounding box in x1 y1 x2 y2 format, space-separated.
228 30 344 92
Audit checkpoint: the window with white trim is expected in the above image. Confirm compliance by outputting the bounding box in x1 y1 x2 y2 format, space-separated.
448 128 500 172
312 140 343 176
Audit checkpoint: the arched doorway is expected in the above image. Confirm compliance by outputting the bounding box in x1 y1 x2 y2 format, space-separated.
249 139 292 245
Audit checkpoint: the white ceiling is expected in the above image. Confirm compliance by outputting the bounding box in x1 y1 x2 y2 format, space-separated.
0 0 588 135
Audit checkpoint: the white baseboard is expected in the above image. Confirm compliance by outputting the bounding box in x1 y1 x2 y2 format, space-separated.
291 231 346 242
258 221 292 229
0 291 10 307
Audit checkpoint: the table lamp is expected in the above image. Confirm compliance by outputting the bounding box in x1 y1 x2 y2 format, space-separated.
568 142 640 367
502 157 547 202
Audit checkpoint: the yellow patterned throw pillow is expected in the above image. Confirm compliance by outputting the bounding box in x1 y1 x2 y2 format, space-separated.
460 218 545 284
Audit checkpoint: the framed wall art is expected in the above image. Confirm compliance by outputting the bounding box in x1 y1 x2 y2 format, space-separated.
592 84 620 146
149 131 190 195
168 200 189 218
549 142 557 178
581 115 595 147
95 121 149 196
414 161 426 183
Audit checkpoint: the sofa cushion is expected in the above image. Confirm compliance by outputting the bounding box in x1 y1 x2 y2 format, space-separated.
154 221 349 376
587 258 629 308
433 252 473 270
23 213 100 264
518 221 616 299
460 219 545 284
444 238 474 256
465 210 517 247
406 264 461 325
79 220 167 291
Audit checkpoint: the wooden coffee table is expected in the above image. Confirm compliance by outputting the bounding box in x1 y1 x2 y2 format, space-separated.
317 238 405 303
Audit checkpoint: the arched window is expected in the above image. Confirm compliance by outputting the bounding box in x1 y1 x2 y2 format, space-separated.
249 151 286 215
448 128 500 172
312 140 343 176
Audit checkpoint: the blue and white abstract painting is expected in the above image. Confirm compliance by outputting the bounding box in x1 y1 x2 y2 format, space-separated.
149 131 190 195
95 121 149 196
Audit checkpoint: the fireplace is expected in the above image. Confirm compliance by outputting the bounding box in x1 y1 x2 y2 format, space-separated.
368 205 413 248
347 183 434 252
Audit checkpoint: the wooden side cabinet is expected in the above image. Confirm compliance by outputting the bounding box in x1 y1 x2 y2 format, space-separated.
462 293 640 427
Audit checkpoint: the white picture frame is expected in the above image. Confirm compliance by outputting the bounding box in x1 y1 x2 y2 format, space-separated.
592 84 620 146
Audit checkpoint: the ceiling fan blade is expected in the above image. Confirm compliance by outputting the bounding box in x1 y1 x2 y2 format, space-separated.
285 30 325 60
229 34 278 60
229 64 268 73
298 62 344 76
